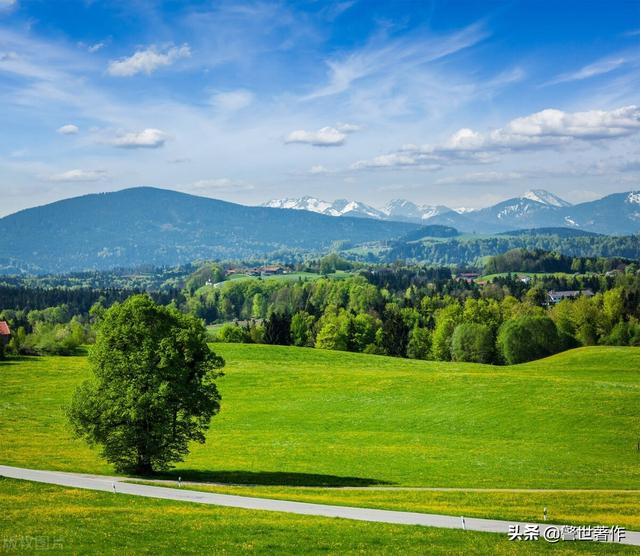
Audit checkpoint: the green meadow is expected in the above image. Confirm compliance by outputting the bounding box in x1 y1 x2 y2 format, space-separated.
3 478 633 556
2 344 639 487
1 344 640 541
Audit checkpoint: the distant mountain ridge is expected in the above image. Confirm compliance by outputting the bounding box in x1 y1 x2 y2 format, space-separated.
265 189 640 235
0 187 417 273
2 186 640 274
426 191 640 235
263 196 450 222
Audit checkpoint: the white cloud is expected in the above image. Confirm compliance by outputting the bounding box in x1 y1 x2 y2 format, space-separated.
57 124 79 135
111 128 168 149
492 105 640 143
88 42 105 53
285 126 347 146
107 44 191 77
352 105 640 170
210 89 254 112
352 153 423 169
0 0 16 9
46 169 108 182
335 122 361 133
285 123 360 146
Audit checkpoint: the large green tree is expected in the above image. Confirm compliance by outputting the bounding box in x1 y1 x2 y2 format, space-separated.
497 316 560 365
68 295 224 474
451 323 495 364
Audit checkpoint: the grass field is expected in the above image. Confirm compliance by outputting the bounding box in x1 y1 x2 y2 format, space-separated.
135 481 640 531
214 270 351 287
2 344 639 487
4 478 632 555
1 344 640 542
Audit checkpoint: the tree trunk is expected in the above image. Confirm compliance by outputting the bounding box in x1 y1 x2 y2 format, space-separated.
134 461 153 475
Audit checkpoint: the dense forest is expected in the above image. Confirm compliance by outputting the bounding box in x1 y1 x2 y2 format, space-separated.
374 233 640 265
186 260 640 365
2 250 640 364
483 248 635 274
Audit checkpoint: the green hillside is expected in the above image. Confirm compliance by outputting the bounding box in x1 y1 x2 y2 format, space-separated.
1 344 639 489
2 344 640 545
0 187 417 273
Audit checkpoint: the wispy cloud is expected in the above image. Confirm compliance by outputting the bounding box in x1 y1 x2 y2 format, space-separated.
88 42 105 53
435 171 523 185
209 89 254 112
309 164 330 174
546 55 631 85
111 129 169 148
46 169 108 182
186 178 254 193
107 44 191 77
303 22 489 99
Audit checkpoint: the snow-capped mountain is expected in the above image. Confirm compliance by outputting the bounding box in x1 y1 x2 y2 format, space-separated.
453 207 477 214
332 199 387 219
264 189 640 234
263 196 340 215
263 196 386 219
522 189 572 208
381 199 451 222
263 196 451 224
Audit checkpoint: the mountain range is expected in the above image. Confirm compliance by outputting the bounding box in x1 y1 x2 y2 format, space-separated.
263 196 451 223
1 186 639 274
265 189 640 235
0 187 416 273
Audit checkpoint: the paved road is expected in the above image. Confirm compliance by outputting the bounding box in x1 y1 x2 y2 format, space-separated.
1 465 638 546
140 477 640 494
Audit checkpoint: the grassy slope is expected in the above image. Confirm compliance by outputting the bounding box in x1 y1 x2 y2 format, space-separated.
1 345 639 489
4 479 632 556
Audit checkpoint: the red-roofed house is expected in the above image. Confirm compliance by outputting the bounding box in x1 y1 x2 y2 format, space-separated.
0 321 10 346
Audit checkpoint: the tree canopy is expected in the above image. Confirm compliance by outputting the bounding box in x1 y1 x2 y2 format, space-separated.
68 294 224 474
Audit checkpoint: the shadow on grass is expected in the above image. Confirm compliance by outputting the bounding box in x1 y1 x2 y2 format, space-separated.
137 469 393 487
0 358 21 367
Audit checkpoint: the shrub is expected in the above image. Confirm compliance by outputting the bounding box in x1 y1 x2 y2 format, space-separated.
497 316 560 365
407 326 431 360
451 323 495 364
216 323 250 343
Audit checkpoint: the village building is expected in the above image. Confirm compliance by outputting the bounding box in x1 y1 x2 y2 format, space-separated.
547 289 594 305
0 321 11 346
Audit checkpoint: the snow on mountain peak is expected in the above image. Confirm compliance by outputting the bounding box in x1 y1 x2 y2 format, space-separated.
263 196 451 222
522 189 572 208
626 191 640 205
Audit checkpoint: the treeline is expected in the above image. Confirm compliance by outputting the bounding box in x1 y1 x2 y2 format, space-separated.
381 234 640 265
203 268 640 365
0 284 181 357
0 285 183 314
484 248 635 275
0 304 98 357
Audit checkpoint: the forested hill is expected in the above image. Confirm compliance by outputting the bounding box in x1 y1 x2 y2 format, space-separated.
378 231 640 265
0 187 417 273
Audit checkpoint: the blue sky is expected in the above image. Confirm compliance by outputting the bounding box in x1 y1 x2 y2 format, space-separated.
1 0 639 215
